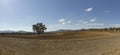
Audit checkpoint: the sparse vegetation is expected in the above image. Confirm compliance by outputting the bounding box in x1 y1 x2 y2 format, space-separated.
82 27 120 32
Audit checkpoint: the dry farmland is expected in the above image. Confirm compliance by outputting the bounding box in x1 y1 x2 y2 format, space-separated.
0 31 120 55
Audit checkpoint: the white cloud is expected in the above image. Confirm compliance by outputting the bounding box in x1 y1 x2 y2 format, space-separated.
67 21 72 23
59 19 66 25
109 24 120 27
90 19 96 22
79 20 88 24
79 20 84 23
85 8 93 12
61 22 66 24
83 21 87 24
59 19 65 22
85 23 104 26
48 18 105 31
77 19 104 28
59 19 72 25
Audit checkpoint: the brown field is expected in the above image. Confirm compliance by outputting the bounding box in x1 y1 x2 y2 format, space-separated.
0 31 120 55
1 31 120 39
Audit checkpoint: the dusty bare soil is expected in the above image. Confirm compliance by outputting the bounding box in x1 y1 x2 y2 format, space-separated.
0 31 120 55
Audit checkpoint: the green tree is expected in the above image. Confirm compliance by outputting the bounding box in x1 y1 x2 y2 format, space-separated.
32 23 47 37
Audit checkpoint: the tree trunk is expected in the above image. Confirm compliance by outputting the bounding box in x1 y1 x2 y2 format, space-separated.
37 33 39 37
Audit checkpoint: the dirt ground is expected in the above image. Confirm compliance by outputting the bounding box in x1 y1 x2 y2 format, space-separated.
0 31 120 55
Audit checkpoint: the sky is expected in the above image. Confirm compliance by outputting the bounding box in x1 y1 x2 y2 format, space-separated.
0 0 120 31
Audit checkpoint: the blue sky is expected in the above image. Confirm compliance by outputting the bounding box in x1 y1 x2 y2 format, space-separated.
0 0 120 31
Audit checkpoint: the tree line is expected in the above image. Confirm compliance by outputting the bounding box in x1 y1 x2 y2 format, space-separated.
81 27 120 32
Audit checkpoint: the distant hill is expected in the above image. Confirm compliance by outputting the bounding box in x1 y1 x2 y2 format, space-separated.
0 30 29 33
52 29 74 32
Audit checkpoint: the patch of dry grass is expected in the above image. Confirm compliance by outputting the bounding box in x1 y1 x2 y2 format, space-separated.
0 31 120 55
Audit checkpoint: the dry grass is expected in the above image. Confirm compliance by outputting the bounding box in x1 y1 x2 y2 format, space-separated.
0 31 120 55
0 31 118 39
